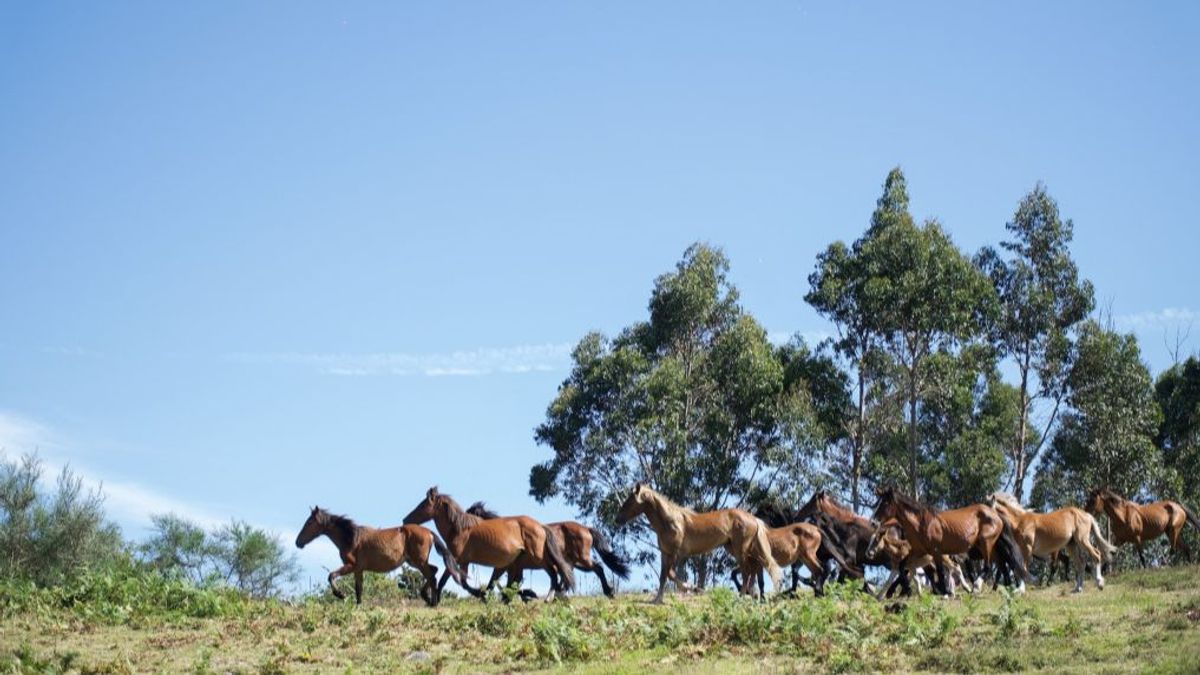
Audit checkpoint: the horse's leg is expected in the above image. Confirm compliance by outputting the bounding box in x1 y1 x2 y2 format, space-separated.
653 555 674 604
327 563 353 600
789 564 800 595
353 570 364 605
482 567 506 602
589 562 614 598
875 567 900 600
1137 544 1148 568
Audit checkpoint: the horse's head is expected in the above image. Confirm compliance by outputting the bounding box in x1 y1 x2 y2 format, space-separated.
403 486 442 525
866 520 902 560
295 506 327 548
796 490 827 520
1086 487 1118 515
616 481 649 525
872 485 905 522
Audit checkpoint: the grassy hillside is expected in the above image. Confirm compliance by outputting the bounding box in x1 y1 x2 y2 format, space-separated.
3 566 1199 673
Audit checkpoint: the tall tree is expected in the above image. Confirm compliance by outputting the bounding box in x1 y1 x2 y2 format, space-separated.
853 170 998 496
531 243 832 581
976 184 1094 500
1031 321 1162 507
1154 356 1200 512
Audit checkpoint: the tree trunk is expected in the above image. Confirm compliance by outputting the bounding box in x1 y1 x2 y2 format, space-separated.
852 359 866 512
908 366 919 498
1013 349 1031 502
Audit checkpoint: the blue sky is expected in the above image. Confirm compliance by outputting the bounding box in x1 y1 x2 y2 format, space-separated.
1 2 1198 592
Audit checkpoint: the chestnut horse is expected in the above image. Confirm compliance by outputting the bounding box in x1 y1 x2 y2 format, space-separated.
403 487 575 601
873 486 1031 596
467 502 631 597
295 506 463 606
866 520 968 599
987 492 1114 592
616 482 781 603
1086 487 1200 567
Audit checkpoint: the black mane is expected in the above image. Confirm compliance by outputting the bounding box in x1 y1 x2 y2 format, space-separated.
467 501 502 519
316 508 360 548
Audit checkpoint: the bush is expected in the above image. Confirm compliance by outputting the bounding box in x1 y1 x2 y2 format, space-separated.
0 453 123 585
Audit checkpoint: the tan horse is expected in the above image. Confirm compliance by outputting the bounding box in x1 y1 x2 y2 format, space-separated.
402 487 575 600
295 506 463 606
731 521 855 596
467 502 631 597
873 486 1030 596
987 492 1114 592
616 482 781 603
1086 487 1200 567
866 520 968 599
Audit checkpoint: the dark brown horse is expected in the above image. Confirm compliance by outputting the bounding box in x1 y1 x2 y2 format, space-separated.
295 506 463 606
467 502 631 597
403 487 575 601
795 490 896 592
1086 487 1200 566
873 486 1031 596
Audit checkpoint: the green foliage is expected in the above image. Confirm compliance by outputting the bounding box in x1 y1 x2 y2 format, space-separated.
531 243 834 572
1156 356 1200 503
0 453 123 586
976 183 1094 500
0 555 254 624
1033 320 1163 506
140 514 299 599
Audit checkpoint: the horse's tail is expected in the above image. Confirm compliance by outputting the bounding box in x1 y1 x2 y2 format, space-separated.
588 527 631 580
817 528 862 578
1087 512 1118 562
1182 502 1200 534
431 532 465 585
752 519 783 593
542 525 576 592
996 520 1033 583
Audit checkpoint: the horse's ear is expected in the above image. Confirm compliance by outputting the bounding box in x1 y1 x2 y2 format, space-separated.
427 486 439 500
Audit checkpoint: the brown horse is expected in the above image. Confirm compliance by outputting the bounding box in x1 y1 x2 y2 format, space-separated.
467 502 631 597
873 486 1031 596
987 492 1114 592
1086 487 1200 567
615 482 781 603
866 520 968 599
730 521 857 597
295 506 463 606
796 490 900 593
402 487 575 601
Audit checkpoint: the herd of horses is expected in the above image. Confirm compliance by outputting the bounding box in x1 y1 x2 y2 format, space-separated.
294 484 1200 606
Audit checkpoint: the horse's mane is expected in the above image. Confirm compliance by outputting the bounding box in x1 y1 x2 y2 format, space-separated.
990 492 1021 507
317 509 360 548
435 493 483 530
885 489 938 519
467 501 502 519
641 485 696 517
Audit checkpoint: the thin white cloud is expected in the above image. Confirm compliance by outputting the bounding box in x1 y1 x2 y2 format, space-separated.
1116 307 1197 329
229 342 573 377
0 410 334 585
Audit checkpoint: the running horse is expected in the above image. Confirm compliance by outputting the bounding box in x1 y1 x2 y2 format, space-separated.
1086 487 1200 567
866 519 969 599
615 482 781 603
294 506 463 606
796 490 901 593
873 486 1031 596
729 519 860 597
403 487 576 601
987 492 1115 592
466 502 631 597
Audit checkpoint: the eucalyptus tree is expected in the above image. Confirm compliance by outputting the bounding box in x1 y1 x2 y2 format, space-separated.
1031 321 1162 506
530 243 833 581
851 171 998 496
1154 356 1200 512
976 184 1094 501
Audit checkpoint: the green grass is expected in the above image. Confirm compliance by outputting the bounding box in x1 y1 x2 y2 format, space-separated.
3 566 1199 673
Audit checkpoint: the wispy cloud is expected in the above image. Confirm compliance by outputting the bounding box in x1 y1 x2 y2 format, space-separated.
1116 307 1197 330
228 343 573 377
0 411 335 583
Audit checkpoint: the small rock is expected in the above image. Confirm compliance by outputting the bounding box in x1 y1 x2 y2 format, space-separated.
406 651 432 662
